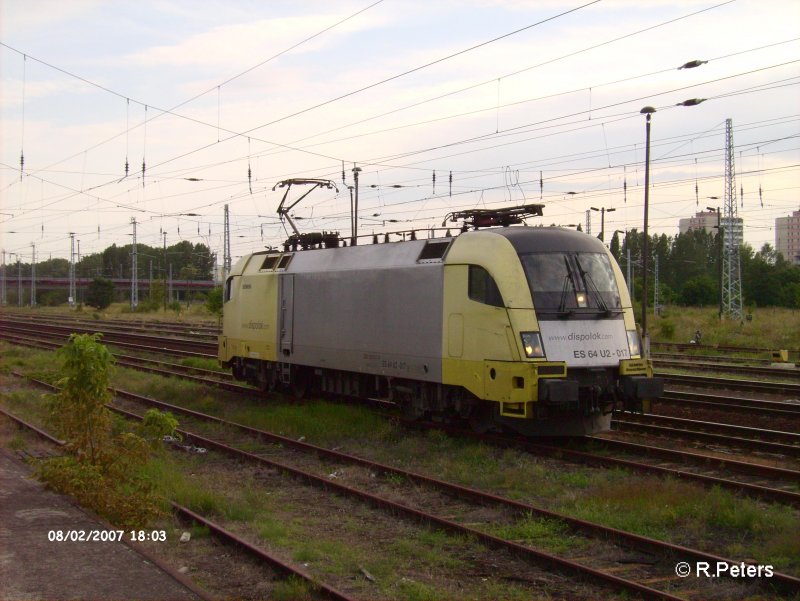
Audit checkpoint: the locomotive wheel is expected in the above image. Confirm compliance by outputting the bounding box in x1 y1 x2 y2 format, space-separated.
468 401 495 434
290 367 313 399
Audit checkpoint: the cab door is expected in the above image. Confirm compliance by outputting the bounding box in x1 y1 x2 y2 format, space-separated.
279 274 294 357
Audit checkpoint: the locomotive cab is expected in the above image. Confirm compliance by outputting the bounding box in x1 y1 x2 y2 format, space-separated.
441 227 663 436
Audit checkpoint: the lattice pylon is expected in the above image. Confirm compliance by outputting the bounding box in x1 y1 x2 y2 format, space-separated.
722 118 743 320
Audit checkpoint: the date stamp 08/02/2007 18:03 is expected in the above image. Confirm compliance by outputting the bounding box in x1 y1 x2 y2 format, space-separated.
47 529 168 543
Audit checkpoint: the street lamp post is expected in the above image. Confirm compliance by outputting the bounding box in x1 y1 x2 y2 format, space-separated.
30 242 36 308
640 106 656 355
614 230 632 298
15 255 21 307
163 232 168 312
707 205 723 319
352 166 362 246
590 206 616 242
639 97 706 354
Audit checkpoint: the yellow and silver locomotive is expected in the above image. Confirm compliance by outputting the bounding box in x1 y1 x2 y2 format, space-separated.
219 203 662 436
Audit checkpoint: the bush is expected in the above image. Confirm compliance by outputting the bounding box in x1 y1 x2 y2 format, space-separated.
659 321 676 340
38 334 168 528
86 277 115 310
205 286 223 317
679 275 717 306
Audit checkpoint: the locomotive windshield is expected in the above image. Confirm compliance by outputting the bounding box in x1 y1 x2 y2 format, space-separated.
520 252 622 318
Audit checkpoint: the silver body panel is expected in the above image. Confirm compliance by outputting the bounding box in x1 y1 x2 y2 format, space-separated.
282 242 444 381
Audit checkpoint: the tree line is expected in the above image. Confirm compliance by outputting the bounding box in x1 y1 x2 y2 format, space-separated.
2 241 215 307
609 228 800 309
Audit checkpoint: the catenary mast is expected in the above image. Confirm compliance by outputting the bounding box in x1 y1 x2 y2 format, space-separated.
722 118 743 320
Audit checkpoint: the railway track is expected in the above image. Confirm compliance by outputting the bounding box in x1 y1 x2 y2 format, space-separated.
4 313 798 359
0 320 214 358
612 411 800 459
432 422 800 508
6 314 800 390
3 331 799 507
657 372 800 397
0 405 355 601
4 378 798 600
654 390 800 418
11 325 798 425
654 358 799 380
0 312 220 338
652 341 799 359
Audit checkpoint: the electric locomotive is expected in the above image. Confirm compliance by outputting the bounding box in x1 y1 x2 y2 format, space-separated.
219 202 662 436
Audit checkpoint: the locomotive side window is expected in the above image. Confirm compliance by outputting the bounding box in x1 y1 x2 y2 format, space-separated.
417 240 451 262
260 256 279 270
468 265 504 307
224 276 235 303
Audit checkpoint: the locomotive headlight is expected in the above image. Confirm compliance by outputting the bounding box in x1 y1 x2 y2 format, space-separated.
521 332 545 358
576 292 587 307
627 330 642 357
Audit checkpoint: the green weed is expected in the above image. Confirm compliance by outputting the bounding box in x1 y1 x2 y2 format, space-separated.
270 575 316 601
8 433 26 451
179 357 224 372
489 514 587 555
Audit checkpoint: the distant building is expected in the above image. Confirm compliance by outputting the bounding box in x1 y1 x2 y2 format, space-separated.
678 210 743 246
775 209 800 265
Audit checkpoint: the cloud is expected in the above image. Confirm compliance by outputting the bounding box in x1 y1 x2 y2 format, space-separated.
125 11 384 69
0 0 101 35
0 78 90 108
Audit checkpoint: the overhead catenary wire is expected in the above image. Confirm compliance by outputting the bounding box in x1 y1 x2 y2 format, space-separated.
3 112 796 251
4 3 788 204
0 0 387 186
2 8 798 259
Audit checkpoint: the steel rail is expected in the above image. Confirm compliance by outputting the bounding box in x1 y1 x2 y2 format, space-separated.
612 419 800 459
0 312 220 337
613 412 800 455
0 322 214 358
108 410 693 600
436 425 800 509
8 376 800 597
658 372 800 396
0 407 220 601
7 317 800 396
655 390 800 417
654 359 799 380
0 331 235 385
653 352 774 366
0 405 65 446
652 341 799 357
170 504 356 601
0 405 357 601
12 326 800 425
108 397 800 599
7 332 800 509
586 436 800 483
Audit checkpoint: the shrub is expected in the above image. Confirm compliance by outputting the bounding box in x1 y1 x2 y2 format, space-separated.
38 333 167 528
86 277 115 310
659 320 676 340
205 285 223 317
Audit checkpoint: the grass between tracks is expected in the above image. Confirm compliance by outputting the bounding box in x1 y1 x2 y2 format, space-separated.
2 340 799 584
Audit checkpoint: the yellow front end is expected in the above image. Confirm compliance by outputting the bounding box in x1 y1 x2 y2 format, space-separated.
441 232 565 416
218 253 280 366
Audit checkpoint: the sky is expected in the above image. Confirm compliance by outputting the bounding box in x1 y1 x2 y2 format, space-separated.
1 0 799 270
